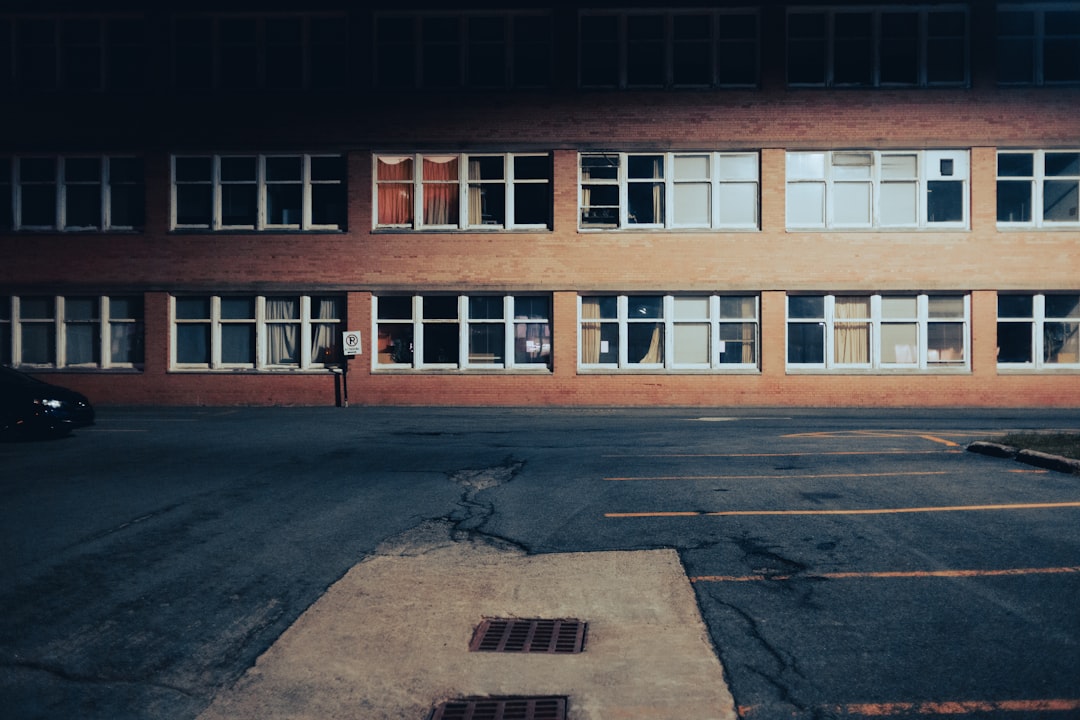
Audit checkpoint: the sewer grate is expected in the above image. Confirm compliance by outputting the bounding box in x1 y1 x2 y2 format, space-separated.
428 696 568 720
468 618 586 654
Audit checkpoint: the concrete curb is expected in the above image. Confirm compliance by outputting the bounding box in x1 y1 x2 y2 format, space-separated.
967 441 1080 475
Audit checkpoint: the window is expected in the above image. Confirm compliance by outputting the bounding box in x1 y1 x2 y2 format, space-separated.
998 293 1080 368
787 294 969 370
172 154 345 231
172 14 348 91
786 150 968 229
579 295 758 370
375 153 551 230
580 152 759 230
787 6 969 87
373 12 551 90
172 295 341 370
2 295 143 368
998 151 1080 226
579 10 758 88
2 156 144 231
998 4 1080 86
374 294 551 370
5 15 146 92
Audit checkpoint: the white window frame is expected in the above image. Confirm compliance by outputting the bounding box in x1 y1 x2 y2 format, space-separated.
786 150 969 229
170 294 342 370
578 9 760 89
372 294 552 371
997 293 1080 369
997 150 1080 227
786 293 970 371
373 153 552 231
6 155 143 231
5 295 144 369
170 154 345 231
579 151 760 230
786 5 970 88
577 294 760 371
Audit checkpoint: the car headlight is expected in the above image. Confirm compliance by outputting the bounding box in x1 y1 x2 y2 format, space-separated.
34 398 64 409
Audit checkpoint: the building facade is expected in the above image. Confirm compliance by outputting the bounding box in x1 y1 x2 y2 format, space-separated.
2 1 1079 408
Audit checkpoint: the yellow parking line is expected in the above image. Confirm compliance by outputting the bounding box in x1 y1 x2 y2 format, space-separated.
692 566 1080 583
605 501 1080 519
605 471 950 481
739 698 1080 717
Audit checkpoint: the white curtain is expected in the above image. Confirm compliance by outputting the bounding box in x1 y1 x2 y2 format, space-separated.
267 299 298 365
311 298 340 363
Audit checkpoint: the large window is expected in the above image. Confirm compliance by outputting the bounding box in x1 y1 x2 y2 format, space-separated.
579 9 758 88
1 156 144 231
374 294 551 370
172 14 348 91
2 295 143 369
787 294 968 370
373 12 551 90
998 293 1080 368
787 6 968 87
580 152 759 230
998 151 1080 226
375 153 551 230
171 154 345 231
579 295 758 370
786 150 968 229
172 295 341 370
997 4 1080 86
0 15 147 92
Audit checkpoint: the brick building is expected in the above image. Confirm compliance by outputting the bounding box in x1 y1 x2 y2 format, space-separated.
2 1 1078 408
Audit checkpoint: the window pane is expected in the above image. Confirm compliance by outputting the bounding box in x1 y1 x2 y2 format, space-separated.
628 182 664 224
787 183 825 226
176 185 212 226
221 325 254 364
1046 152 1080 177
882 296 917 318
582 296 618 320
1046 294 1080 318
110 296 142 319
674 183 710 225
927 181 963 222
378 296 413 320
267 184 302 225
673 323 709 364
718 183 757 225
789 295 824 319
997 180 1032 222
65 297 97 321
997 322 1032 363
378 323 413 364
628 296 663 319
221 297 254 319
513 183 549 226
423 323 459 364
834 13 873 85
111 323 143 364
673 296 709 320
929 296 964 318
716 154 757 180
833 183 871 224
881 182 918 225
928 323 965 362
787 153 825 179
514 296 549 320
424 295 458 319
628 323 663 363
21 324 55 364
881 12 918 84
788 323 824 363
66 184 102 227
311 183 346 227
514 322 550 364
718 296 756 319
66 324 99 365
469 324 504 364
998 294 1033 318
175 297 209 319
221 184 257 226
882 154 917 179
177 325 209 364
1045 322 1080 363
1043 181 1078 222
719 323 756 364
881 323 918 364
469 296 503 320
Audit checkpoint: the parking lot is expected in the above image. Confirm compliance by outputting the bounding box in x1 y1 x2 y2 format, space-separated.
2 407 1079 719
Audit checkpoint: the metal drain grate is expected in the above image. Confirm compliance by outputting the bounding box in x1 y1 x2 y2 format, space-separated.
469 618 586 654
428 696 567 720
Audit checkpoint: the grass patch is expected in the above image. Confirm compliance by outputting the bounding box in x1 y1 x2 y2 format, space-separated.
996 432 1080 461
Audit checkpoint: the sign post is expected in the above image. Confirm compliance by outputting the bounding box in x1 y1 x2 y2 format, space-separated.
341 330 362 408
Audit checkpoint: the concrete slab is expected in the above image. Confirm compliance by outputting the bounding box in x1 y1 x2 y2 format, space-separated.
197 522 737 720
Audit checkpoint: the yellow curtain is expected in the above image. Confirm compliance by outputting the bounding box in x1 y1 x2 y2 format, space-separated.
581 298 601 363
834 296 870 364
640 324 663 363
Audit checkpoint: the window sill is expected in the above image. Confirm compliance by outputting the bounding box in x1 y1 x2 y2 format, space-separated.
372 367 553 374
786 367 971 375
577 368 760 375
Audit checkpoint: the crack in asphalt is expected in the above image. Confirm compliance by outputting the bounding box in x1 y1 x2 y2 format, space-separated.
446 456 528 551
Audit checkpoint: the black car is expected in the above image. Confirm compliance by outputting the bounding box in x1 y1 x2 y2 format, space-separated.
0 365 95 438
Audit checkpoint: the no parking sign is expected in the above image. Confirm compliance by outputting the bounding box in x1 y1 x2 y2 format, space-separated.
342 330 362 356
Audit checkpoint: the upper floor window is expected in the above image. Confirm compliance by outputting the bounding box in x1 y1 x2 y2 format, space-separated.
580 9 758 89
580 152 759 230
998 293 1080 368
374 294 551 370
787 6 968 87
997 4 1080 85
172 294 342 370
171 154 345 231
0 15 146 93
373 12 551 90
787 294 969 370
579 294 758 370
172 14 348 91
786 150 968 229
998 150 1080 226
1 156 144 232
375 153 551 230
2 295 143 369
